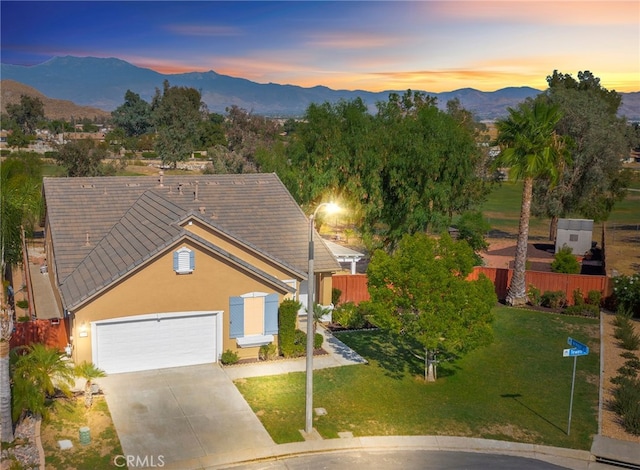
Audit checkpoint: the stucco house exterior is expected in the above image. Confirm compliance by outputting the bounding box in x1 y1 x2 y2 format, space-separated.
42 173 340 374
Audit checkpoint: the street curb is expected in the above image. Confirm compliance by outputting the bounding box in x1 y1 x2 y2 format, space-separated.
156 435 594 470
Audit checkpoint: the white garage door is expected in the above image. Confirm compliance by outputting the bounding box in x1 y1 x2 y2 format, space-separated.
92 311 222 374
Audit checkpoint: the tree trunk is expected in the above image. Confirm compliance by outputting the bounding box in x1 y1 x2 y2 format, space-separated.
506 177 533 307
84 380 93 408
425 349 437 382
549 216 558 242
0 341 14 442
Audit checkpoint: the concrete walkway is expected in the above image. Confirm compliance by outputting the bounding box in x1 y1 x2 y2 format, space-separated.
223 322 367 380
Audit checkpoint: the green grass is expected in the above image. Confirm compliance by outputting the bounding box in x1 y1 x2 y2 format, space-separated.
42 396 123 469
479 182 548 235
479 180 640 234
235 307 600 450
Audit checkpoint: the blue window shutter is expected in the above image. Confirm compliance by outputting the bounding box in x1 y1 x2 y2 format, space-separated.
173 251 179 271
229 296 244 338
264 293 279 335
189 250 195 270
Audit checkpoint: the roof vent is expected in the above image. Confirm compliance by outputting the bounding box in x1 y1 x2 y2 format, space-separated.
194 181 199 201
178 183 183 195
85 232 90 246
81 184 95 189
158 170 164 188
199 206 206 215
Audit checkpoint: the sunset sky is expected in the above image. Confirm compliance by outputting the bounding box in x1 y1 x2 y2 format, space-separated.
1 1 639 92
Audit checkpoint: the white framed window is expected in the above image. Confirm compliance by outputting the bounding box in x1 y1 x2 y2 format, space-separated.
173 247 195 274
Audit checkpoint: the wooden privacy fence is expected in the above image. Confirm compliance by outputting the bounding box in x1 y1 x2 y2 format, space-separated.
334 268 611 306
332 274 370 304
10 319 68 351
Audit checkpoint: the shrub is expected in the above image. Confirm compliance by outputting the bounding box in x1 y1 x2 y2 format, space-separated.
573 288 585 307
527 285 542 306
15 299 28 309
565 304 600 318
292 329 307 357
259 343 278 361
619 329 640 351
331 287 342 306
611 377 640 435
332 301 368 329
617 357 640 377
551 246 581 274
141 151 157 159
613 273 640 317
314 332 324 350
541 290 567 309
613 311 633 329
220 349 239 365
278 299 301 358
586 290 602 307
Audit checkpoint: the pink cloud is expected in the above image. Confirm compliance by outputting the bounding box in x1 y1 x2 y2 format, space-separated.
430 1 638 26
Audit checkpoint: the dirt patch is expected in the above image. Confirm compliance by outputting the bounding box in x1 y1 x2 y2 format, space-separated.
40 395 123 470
482 238 555 271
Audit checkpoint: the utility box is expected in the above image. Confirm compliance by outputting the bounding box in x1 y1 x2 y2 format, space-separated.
555 219 593 256
79 426 90 445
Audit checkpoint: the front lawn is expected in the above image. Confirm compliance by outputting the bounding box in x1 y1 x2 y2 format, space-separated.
235 307 600 450
41 396 123 469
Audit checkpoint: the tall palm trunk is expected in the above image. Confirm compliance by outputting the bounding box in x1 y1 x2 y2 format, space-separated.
1 307 14 443
506 177 533 306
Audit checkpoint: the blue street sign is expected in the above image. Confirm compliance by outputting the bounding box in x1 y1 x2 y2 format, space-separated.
563 348 588 357
567 337 589 354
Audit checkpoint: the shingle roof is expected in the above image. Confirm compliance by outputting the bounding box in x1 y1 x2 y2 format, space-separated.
43 174 340 310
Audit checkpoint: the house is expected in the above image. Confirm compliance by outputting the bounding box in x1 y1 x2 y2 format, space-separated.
42 173 340 373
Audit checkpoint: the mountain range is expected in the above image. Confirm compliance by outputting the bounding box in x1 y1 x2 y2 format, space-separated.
1 56 639 120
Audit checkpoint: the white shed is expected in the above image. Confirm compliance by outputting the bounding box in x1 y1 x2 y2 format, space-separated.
555 218 594 256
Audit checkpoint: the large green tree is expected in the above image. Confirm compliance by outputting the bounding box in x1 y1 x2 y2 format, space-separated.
0 153 43 270
373 92 485 247
6 95 45 135
533 71 631 237
283 91 486 249
54 139 108 177
152 80 204 168
494 100 567 306
367 233 496 381
111 90 154 137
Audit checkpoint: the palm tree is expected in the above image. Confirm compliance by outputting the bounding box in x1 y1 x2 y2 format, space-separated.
311 303 331 336
494 100 567 306
11 343 75 421
74 361 106 408
0 303 14 443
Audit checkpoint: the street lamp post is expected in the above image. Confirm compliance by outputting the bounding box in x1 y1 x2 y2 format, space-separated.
305 202 338 435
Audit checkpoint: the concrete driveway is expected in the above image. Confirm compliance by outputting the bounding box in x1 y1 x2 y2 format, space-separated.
99 364 274 468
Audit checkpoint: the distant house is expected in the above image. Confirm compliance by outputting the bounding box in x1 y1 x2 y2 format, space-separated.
42 174 340 373
63 132 106 143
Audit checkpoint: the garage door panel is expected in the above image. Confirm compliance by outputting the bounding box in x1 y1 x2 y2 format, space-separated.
94 312 218 374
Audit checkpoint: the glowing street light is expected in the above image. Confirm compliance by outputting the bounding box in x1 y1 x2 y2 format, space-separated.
305 202 339 435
